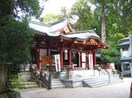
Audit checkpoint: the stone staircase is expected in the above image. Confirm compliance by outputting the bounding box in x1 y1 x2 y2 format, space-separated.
19 81 38 89
51 79 65 89
82 75 123 88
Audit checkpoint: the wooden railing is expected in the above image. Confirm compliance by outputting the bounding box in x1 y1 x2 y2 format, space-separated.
30 64 51 89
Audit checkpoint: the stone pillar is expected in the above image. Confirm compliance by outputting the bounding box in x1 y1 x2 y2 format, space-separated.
121 62 124 75
130 61 132 77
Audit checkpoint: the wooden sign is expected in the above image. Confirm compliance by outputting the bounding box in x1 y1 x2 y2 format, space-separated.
42 56 54 64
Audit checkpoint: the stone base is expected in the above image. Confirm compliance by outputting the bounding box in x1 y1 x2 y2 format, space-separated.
62 79 83 88
0 90 21 98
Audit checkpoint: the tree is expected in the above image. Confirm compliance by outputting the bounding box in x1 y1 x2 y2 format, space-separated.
70 0 95 31
70 0 132 66
40 13 62 24
0 0 40 94
0 0 40 18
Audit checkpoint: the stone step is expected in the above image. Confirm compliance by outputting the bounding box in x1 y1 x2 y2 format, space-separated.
51 85 65 88
91 80 123 88
51 79 65 89
83 77 120 84
82 76 123 88
19 82 38 89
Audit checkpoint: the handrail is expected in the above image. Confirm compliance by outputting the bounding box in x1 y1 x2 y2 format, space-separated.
104 69 111 83
112 69 123 79
30 64 51 89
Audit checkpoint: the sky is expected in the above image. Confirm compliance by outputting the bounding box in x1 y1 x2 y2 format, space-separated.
40 0 77 17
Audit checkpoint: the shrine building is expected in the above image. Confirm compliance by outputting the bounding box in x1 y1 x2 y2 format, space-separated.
29 17 108 71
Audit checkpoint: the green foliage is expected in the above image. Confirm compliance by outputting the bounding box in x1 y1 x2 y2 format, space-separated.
0 16 33 65
0 0 40 92
8 74 23 89
40 13 62 24
98 47 121 65
0 0 40 17
70 0 132 65
70 0 96 31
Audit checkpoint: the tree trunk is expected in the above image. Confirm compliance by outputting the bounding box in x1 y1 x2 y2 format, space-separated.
0 65 8 93
101 1 106 42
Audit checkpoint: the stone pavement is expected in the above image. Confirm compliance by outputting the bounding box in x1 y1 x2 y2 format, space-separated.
19 78 132 98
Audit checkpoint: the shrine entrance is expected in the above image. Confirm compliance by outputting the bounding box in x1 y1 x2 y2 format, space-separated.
72 52 79 67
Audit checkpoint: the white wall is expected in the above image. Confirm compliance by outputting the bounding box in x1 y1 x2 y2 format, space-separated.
120 47 131 58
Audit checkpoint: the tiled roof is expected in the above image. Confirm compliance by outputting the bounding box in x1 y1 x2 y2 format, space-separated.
29 18 108 48
118 41 130 47
120 56 132 61
29 18 68 33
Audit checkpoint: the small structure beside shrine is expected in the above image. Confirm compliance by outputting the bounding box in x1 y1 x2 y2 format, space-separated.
119 35 132 77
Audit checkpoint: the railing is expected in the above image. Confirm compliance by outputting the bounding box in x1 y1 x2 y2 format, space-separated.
18 64 31 72
104 68 123 83
94 66 101 76
30 64 51 89
40 71 51 89
104 69 111 83
112 69 123 79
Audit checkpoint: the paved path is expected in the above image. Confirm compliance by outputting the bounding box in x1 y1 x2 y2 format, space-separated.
19 78 131 98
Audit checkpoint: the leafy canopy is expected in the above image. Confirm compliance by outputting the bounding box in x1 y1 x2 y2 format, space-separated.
0 16 33 65
0 0 40 65
70 0 132 65
41 13 62 24
0 0 40 18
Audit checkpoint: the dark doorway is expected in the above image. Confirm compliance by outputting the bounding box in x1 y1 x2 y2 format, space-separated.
72 52 79 67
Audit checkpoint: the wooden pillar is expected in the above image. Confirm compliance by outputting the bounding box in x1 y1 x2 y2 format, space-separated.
68 49 72 65
60 49 63 67
93 51 96 67
37 49 40 69
80 52 82 67
86 52 89 69
78 52 81 67
47 48 50 56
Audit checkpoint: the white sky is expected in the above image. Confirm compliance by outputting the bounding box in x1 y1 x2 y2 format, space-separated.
40 0 77 17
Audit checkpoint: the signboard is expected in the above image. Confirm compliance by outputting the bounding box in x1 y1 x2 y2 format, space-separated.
42 56 54 64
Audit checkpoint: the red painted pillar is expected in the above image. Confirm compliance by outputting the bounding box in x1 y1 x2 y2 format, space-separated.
80 52 82 67
37 49 40 69
78 52 81 67
47 48 50 56
60 49 63 67
68 49 72 65
93 51 96 67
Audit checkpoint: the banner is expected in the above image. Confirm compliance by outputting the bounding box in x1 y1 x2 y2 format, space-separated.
54 54 61 72
89 53 93 69
42 56 53 64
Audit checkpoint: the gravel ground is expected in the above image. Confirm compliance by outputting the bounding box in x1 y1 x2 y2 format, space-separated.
19 78 132 98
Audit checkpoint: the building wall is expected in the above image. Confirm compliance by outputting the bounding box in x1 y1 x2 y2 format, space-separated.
120 35 132 77
38 48 95 70
122 62 131 76
120 47 131 58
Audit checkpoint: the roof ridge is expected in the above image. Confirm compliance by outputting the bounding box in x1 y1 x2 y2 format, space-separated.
29 17 67 27
64 29 96 35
